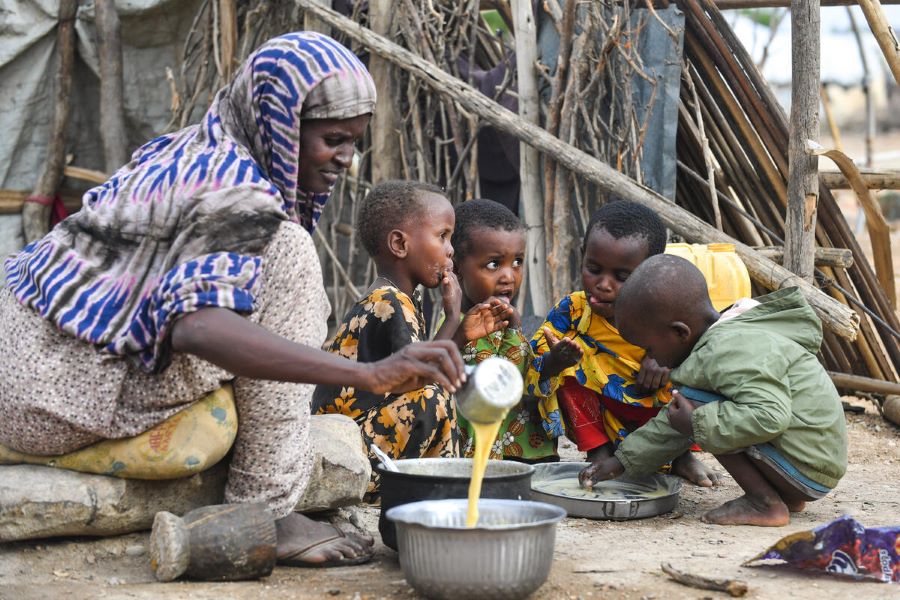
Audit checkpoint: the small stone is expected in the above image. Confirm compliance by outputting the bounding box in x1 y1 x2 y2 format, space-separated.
125 544 146 557
52 570 70 578
327 590 341 596
85 553 97 565
107 577 124 586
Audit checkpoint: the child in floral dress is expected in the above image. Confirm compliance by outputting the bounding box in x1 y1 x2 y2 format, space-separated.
451 199 562 463
313 182 510 492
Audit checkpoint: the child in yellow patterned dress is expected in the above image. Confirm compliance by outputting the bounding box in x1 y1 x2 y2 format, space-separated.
525 200 718 486
312 181 511 492
451 199 561 462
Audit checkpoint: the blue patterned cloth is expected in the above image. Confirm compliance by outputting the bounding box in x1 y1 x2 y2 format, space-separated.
5 32 375 372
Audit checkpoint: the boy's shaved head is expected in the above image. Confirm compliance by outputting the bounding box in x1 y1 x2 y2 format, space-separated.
614 254 720 368
359 180 445 257
617 254 713 321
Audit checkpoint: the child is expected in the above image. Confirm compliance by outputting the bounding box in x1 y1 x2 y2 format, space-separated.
451 199 557 462
581 254 848 527
312 181 510 492
525 200 715 485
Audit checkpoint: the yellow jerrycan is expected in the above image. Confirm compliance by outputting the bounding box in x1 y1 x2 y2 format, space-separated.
664 243 751 311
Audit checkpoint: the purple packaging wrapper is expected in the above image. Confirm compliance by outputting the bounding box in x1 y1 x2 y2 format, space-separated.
744 515 900 583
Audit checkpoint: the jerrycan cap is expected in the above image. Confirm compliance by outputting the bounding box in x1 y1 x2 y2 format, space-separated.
457 356 524 424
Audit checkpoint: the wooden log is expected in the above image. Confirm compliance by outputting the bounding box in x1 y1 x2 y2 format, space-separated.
820 169 900 190
95 0 128 172
219 0 238 83
715 0 900 6
754 246 854 268
23 0 77 243
857 0 900 87
784 0 820 282
828 371 900 396
512 0 550 315
295 0 860 340
369 0 402 183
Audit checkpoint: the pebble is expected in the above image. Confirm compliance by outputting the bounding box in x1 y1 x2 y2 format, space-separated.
125 544 146 557
107 577 124 586
327 590 341 596
85 553 96 565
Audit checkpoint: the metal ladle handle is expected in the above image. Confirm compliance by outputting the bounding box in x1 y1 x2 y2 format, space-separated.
370 443 399 472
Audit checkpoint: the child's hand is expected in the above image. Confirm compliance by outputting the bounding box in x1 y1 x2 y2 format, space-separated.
667 390 699 437
506 304 522 329
458 297 513 343
539 327 583 380
634 356 670 395
578 456 624 488
439 267 462 318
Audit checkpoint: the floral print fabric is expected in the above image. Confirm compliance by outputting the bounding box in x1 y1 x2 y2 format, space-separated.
525 291 673 447
312 285 458 492
458 326 557 461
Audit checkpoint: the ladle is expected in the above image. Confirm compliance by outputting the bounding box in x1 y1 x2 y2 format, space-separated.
371 443 399 472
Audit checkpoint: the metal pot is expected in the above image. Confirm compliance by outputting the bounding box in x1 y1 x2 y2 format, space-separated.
377 458 534 550
387 498 566 600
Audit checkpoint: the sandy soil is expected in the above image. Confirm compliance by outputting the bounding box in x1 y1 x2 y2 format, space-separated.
1 401 898 600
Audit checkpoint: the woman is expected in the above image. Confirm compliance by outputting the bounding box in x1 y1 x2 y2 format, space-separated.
0 32 464 567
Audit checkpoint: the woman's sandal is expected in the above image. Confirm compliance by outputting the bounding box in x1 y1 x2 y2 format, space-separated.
277 523 374 568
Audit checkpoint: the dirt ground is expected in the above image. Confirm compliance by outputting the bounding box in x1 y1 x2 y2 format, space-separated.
2 137 900 600
1 400 898 600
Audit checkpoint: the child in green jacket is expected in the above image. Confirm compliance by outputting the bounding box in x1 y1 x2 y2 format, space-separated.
581 254 848 527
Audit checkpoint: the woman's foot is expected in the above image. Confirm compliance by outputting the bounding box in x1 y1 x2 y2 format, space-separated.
701 494 790 526
275 513 374 567
672 452 719 487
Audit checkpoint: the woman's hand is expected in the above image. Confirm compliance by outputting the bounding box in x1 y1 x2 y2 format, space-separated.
364 340 466 394
539 327 583 381
634 356 671 395
667 390 699 437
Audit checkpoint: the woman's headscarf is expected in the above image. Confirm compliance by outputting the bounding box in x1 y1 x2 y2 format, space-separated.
5 32 376 373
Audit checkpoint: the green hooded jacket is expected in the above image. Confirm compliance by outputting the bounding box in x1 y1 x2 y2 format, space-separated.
614 287 848 489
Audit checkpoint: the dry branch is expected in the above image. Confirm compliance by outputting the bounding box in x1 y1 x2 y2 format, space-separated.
755 246 854 268
821 169 900 190
661 562 748 597
294 0 860 340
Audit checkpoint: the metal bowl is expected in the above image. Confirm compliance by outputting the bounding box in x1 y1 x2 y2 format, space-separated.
377 458 534 551
530 462 682 520
387 498 566 600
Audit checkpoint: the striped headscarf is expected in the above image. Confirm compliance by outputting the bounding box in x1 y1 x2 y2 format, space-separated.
5 32 376 373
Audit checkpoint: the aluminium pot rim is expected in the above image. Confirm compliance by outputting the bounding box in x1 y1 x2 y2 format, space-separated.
375 457 535 483
385 498 566 532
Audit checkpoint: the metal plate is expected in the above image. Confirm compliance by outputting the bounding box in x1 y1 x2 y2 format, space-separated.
530 462 682 520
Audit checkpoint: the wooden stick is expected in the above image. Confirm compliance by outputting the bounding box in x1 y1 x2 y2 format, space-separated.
857 0 900 87
819 84 843 152
294 0 860 340
23 0 77 243
370 0 402 182
218 0 237 82
513 0 550 315
716 0 900 6
661 563 748 597
754 246 854 268
829 371 900 395
784 0 820 282
820 169 900 190
63 166 108 184
95 0 128 172
807 142 895 308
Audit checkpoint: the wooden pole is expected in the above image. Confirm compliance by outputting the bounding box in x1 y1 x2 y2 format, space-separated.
820 168 900 189
857 0 900 87
303 0 333 35
23 0 78 243
829 371 900 395
293 0 860 340
369 0 402 183
754 245 854 268
219 0 238 83
783 0 820 282
95 0 128 173
716 0 900 7
512 0 550 315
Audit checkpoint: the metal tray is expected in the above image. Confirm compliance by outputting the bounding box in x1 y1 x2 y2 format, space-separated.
530 462 682 520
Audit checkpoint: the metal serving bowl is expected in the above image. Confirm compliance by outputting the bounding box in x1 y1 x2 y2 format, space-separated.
377 458 534 550
386 498 566 600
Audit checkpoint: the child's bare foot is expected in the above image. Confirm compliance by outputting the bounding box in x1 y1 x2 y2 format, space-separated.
701 494 790 526
671 452 719 487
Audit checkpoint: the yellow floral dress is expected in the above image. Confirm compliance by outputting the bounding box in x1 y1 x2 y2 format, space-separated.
312 285 458 492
